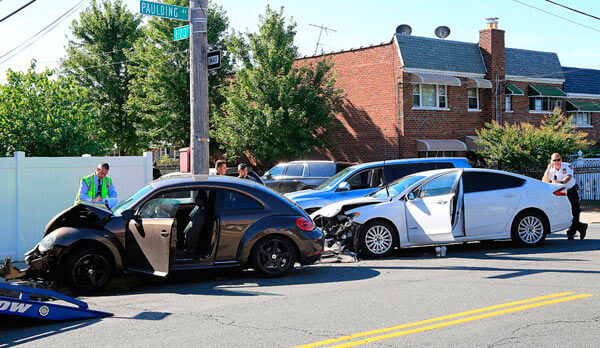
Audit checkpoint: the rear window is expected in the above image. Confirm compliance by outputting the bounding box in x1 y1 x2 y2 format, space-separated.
463 172 526 193
222 190 262 210
307 163 335 177
384 162 454 181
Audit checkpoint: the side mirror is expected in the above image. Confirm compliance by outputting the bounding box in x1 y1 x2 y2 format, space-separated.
121 209 135 220
406 192 416 200
264 173 273 179
338 182 350 192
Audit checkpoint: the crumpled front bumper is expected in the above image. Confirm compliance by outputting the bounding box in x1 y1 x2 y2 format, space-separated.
0 246 57 280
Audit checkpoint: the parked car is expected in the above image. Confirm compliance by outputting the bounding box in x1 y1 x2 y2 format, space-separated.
285 158 471 214
0 175 323 293
311 168 572 258
262 161 354 194
161 167 265 185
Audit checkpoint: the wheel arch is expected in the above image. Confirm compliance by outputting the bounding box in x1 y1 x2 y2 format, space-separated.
54 228 123 273
512 207 550 232
355 217 400 251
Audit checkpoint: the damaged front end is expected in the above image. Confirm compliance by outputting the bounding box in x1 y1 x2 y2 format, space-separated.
313 213 362 258
0 203 113 281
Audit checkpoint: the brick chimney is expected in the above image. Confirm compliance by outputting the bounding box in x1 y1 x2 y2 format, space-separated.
479 17 505 121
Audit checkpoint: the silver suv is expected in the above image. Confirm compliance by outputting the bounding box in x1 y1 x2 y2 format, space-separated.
262 161 353 193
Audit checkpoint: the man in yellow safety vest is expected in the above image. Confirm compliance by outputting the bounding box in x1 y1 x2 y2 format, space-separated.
75 162 117 207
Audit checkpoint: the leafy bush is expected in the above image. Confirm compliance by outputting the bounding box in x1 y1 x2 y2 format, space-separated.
476 108 592 176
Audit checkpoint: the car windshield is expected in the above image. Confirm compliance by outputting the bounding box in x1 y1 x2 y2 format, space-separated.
369 175 425 198
112 184 154 215
316 167 355 190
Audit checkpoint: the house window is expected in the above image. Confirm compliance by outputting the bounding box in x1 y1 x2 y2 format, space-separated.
413 84 448 108
529 97 561 112
467 88 479 110
571 112 591 127
505 95 512 112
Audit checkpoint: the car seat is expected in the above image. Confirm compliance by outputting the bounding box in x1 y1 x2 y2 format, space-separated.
183 190 208 255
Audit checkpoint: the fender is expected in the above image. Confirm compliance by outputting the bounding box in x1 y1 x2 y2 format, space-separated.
50 227 125 271
236 216 305 265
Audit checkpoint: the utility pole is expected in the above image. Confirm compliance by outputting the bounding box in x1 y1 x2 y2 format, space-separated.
190 0 209 174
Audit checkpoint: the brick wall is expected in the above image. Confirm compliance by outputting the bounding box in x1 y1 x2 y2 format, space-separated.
296 43 401 163
400 73 493 157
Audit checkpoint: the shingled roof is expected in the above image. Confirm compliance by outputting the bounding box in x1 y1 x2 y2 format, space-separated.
395 34 486 74
505 48 563 79
562 67 600 95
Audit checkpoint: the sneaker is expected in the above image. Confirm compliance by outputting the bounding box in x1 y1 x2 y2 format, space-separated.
580 224 588 240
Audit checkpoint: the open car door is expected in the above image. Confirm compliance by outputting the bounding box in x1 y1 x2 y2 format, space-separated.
405 171 462 245
125 198 179 277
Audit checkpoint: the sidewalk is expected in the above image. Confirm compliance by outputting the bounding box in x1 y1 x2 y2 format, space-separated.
581 209 600 224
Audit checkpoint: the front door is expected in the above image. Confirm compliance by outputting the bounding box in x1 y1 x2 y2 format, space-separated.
405 171 461 244
126 196 181 276
335 167 383 202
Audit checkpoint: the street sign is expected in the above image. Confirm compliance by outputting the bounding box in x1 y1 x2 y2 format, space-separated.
173 25 189 41
140 0 188 21
208 50 221 70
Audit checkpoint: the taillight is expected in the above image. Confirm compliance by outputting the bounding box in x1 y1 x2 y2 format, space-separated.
296 217 315 231
553 188 567 196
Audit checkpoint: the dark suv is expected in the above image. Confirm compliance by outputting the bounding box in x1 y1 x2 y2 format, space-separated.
262 161 354 193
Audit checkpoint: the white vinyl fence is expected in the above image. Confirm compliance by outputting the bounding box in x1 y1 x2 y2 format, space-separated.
0 151 153 260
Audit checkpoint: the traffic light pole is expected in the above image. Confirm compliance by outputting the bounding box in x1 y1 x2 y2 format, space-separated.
189 0 209 175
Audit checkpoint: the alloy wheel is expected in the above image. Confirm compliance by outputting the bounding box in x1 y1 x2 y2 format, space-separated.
364 225 394 255
256 239 292 275
72 254 110 291
517 216 544 244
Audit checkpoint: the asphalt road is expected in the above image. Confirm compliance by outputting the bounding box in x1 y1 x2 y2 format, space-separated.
2 228 600 347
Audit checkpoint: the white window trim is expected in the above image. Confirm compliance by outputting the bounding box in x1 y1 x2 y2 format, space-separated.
529 96 562 112
467 87 479 110
412 107 451 111
505 95 512 112
413 84 448 109
528 110 553 114
570 111 592 127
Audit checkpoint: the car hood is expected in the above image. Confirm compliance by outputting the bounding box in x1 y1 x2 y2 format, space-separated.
311 196 388 218
285 189 322 200
44 203 114 236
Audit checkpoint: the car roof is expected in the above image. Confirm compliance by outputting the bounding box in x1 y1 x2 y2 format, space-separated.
406 167 532 180
277 160 355 165
348 157 468 171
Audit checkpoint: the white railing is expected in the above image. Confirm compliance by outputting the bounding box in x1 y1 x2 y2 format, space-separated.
0 152 153 260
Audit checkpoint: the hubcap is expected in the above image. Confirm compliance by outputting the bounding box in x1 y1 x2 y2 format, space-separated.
257 239 292 274
365 225 393 254
517 216 544 244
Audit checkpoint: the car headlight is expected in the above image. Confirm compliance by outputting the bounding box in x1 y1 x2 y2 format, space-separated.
38 234 57 253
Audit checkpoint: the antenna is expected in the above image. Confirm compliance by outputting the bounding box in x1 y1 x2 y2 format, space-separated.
434 26 451 39
309 24 337 55
395 24 412 35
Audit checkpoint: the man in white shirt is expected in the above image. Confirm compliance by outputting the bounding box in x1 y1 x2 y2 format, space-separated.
542 153 587 240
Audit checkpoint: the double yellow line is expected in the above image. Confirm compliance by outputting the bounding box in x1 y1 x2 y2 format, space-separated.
295 292 592 348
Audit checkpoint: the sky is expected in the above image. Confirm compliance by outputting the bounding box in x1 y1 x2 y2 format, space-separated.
1 0 599 82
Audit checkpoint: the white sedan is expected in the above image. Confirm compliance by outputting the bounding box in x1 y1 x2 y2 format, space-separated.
311 168 572 258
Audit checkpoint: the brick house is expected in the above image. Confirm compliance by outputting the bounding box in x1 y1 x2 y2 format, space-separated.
296 19 600 162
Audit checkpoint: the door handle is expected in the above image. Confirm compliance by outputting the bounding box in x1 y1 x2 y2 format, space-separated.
436 200 448 205
503 193 516 198
160 230 169 237
408 227 419 230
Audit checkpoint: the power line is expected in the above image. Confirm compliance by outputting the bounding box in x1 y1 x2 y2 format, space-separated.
512 0 600 33
0 0 37 23
0 0 88 65
543 0 600 21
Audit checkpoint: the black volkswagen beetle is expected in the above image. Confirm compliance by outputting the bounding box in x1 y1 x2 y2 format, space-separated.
0 175 324 293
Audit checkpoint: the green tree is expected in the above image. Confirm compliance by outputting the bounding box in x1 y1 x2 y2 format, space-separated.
0 63 109 156
61 0 142 154
476 108 592 176
211 6 344 164
127 0 231 149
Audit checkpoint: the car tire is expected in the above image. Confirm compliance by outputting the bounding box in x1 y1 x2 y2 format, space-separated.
251 235 296 278
358 220 398 258
61 247 113 294
511 211 547 247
